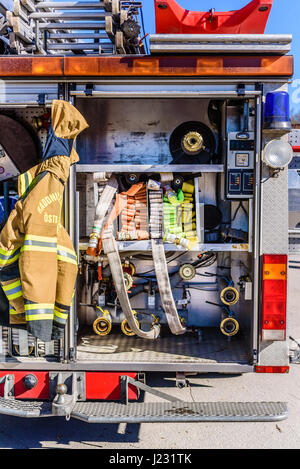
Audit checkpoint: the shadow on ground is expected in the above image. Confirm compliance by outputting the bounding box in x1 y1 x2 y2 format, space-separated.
0 415 141 448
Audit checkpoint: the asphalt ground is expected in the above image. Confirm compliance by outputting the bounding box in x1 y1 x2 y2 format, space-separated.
0 256 299 450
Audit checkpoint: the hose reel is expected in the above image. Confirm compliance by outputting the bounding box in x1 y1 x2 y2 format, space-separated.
169 121 217 164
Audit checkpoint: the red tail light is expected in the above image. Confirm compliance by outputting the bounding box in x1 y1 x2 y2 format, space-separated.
261 254 287 341
256 366 289 373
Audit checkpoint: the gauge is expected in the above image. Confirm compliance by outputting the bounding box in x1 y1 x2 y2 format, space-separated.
235 153 249 167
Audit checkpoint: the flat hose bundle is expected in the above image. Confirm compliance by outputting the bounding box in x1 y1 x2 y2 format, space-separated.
118 183 149 241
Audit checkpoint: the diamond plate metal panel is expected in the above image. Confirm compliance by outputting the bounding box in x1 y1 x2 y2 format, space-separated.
0 398 288 422
261 167 289 254
71 401 288 423
0 397 52 418
77 328 251 364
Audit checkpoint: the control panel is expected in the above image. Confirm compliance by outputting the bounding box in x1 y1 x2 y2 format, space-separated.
226 131 255 199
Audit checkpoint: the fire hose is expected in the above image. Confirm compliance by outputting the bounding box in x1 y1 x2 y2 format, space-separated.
87 173 187 338
102 226 160 339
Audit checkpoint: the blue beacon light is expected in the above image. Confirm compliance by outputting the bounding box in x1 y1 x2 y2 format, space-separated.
264 91 291 131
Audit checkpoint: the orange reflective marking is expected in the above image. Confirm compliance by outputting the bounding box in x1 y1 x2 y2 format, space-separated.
0 57 63 76
0 55 293 77
64 55 293 77
263 263 287 280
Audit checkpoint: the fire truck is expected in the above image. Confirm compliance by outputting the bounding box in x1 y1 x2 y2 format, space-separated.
0 0 295 423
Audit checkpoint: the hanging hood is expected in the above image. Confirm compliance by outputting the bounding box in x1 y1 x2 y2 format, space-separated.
42 100 89 164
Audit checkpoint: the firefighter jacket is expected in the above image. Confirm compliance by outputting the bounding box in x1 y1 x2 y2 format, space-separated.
0 100 89 342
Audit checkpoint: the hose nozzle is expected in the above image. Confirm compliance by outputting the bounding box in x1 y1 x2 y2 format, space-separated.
121 310 140 336
220 286 239 306
93 309 112 336
220 317 239 337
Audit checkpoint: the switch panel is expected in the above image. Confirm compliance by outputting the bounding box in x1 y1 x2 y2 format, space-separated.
226 132 254 199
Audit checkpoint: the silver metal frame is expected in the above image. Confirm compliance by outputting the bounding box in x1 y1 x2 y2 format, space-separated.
251 95 263 361
71 84 261 372
0 77 290 374
0 357 253 373
149 34 292 55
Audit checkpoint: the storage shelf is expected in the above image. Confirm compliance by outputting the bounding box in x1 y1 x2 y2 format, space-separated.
80 241 250 252
76 164 224 173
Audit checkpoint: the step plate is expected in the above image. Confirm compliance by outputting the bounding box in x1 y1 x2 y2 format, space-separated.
0 398 288 422
71 401 288 423
0 397 52 418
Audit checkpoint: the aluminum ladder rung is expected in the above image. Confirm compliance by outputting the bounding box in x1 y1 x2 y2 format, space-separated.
38 22 106 29
30 11 109 19
35 0 141 8
47 42 113 50
35 1 106 9
48 32 108 39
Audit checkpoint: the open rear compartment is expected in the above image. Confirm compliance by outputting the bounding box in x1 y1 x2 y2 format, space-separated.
74 95 256 372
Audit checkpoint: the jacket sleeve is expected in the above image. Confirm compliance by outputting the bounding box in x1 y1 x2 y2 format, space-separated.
0 200 26 324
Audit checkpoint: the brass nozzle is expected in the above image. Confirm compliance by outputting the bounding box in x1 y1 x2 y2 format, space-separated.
14 345 34 356
220 317 239 337
121 318 140 336
93 312 112 336
121 310 140 336
182 131 204 154
220 286 239 306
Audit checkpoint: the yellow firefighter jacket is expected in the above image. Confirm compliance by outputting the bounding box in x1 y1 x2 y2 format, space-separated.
0 100 88 342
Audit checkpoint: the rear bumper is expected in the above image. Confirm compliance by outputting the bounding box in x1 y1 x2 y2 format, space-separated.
0 371 289 423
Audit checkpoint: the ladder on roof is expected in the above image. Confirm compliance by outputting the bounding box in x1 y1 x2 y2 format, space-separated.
0 0 146 55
